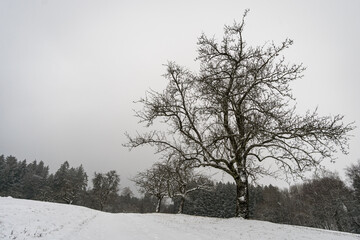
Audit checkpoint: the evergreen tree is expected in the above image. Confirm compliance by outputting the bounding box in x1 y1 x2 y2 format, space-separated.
1 156 27 197
21 160 50 200
138 193 157 213
345 162 360 233
0 155 6 195
92 170 120 211
52 161 88 204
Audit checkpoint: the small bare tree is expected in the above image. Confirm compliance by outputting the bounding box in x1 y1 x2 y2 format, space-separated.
132 163 168 213
126 11 354 218
164 155 212 214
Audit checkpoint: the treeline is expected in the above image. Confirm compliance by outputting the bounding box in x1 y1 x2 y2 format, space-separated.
1 154 359 234
0 155 159 213
175 175 360 233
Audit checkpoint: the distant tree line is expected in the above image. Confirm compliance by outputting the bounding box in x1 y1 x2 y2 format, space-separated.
0 155 159 213
175 174 360 234
1 154 359 234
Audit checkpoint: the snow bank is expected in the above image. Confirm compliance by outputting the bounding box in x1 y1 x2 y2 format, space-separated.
1 197 359 240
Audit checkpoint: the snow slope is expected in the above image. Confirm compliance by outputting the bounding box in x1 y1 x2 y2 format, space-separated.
1 197 359 240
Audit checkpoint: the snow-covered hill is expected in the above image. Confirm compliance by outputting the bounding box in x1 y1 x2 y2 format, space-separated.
1 197 359 240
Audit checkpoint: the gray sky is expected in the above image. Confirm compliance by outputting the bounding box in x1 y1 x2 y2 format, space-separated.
1 0 360 191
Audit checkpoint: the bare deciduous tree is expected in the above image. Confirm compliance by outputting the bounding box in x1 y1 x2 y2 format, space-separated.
132 163 168 213
164 155 212 214
126 11 354 218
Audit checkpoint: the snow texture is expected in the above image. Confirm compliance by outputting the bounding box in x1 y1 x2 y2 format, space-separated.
1 197 359 240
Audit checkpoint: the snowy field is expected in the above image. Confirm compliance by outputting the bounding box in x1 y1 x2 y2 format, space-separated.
1 197 359 240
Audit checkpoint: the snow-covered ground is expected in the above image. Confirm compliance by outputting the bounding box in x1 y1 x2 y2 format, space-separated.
1 197 359 240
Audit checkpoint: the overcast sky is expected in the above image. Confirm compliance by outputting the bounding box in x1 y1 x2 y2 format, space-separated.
1 0 360 191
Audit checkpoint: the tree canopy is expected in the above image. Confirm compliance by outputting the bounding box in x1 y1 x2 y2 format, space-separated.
127 11 354 218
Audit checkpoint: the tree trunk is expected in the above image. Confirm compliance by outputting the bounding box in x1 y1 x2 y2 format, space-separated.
178 196 185 214
235 170 249 219
155 197 163 213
